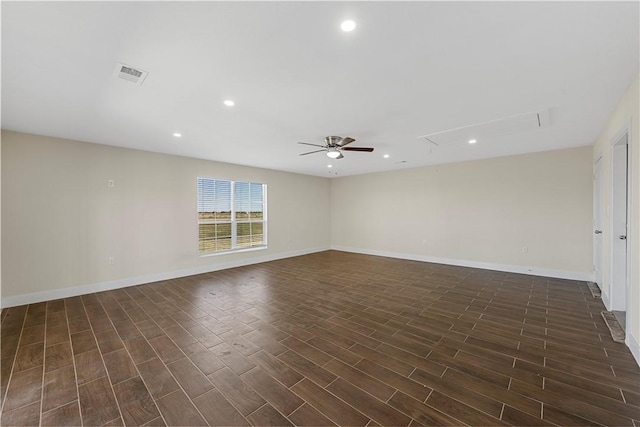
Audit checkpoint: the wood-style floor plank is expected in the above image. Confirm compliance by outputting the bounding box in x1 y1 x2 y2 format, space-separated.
1 250 638 426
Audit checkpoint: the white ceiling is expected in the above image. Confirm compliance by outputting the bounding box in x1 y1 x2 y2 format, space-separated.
2 1 638 178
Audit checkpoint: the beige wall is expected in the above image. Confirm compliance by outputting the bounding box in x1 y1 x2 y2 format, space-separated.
1 131 331 305
592 73 640 363
331 146 593 279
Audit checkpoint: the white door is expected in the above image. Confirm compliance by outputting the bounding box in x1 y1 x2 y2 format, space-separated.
610 133 628 312
593 157 603 287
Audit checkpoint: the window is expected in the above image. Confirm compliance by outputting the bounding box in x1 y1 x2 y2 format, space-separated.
197 178 266 254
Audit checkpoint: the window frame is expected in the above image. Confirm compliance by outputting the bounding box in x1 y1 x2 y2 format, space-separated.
197 177 267 256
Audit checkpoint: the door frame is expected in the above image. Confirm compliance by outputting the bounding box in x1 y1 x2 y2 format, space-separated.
608 121 632 321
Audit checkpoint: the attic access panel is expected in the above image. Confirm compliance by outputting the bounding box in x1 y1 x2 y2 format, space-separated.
418 109 550 147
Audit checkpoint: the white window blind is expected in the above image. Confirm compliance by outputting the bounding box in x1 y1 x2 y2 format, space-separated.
197 178 266 254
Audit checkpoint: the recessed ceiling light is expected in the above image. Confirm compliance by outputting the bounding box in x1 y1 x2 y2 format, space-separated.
327 165 333 168
341 20 356 32
383 154 390 158
223 100 235 107
468 139 477 144
173 132 182 137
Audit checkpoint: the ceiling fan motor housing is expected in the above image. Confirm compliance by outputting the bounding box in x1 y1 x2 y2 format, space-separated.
326 136 343 146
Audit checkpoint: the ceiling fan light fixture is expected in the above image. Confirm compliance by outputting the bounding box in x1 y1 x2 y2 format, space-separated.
327 150 341 159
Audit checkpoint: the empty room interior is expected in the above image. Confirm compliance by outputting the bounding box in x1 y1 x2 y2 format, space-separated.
1 2 640 426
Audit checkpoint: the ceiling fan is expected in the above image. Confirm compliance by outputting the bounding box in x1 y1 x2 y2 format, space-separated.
298 136 374 159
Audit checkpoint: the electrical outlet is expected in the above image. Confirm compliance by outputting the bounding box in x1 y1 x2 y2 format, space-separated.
108 180 115 188
108 256 115 265
522 246 528 254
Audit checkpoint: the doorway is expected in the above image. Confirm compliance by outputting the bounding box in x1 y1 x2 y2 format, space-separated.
610 131 629 331
593 157 603 289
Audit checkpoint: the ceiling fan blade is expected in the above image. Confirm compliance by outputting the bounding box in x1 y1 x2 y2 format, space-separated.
299 149 326 156
339 137 355 147
298 142 325 148
342 147 374 152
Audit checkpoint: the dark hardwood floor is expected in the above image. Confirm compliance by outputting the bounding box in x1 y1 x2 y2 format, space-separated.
1 251 639 426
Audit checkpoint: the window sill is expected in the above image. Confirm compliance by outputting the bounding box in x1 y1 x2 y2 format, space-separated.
199 245 267 258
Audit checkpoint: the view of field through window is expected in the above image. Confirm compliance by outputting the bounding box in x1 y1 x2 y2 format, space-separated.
197 178 266 253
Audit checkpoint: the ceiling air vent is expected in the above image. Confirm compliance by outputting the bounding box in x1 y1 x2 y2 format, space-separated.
115 63 148 85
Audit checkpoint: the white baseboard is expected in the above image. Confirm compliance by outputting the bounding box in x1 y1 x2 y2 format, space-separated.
331 245 594 281
601 292 611 311
627 332 640 367
1 246 330 308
